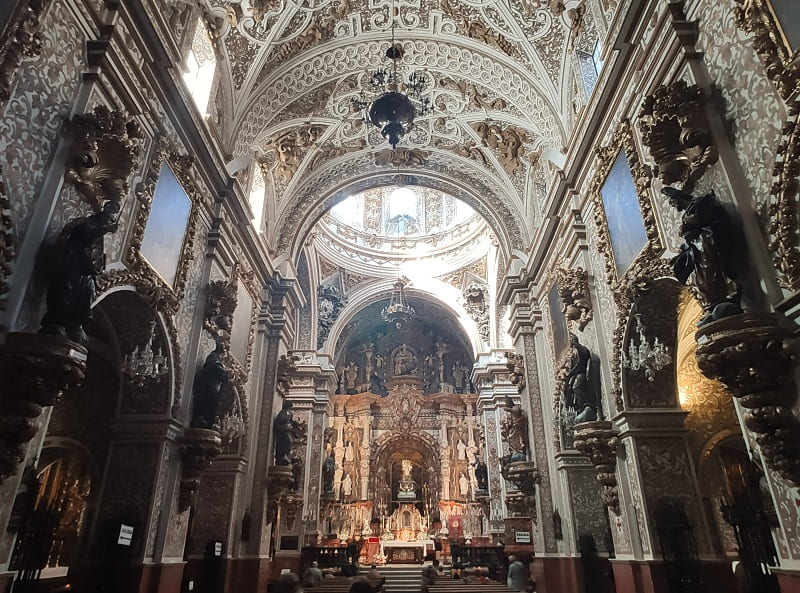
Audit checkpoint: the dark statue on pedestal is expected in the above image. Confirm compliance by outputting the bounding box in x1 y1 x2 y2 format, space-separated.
322 454 336 493
40 201 120 343
663 186 743 326
191 340 228 429
563 334 598 424
500 396 528 462
474 460 488 491
274 400 297 466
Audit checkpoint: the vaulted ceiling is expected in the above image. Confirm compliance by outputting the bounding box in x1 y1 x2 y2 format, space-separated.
201 0 602 259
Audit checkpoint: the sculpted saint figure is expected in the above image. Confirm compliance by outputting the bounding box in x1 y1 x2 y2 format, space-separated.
40 201 120 343
342 473 353 497
322 454 336 493
500 397 527 462
663 186 743 325
562 334 598 424
456 439 467 461
191 340 228 429
273 400 297 466
394 344 416 375
459 473 470 497
474 460 488 491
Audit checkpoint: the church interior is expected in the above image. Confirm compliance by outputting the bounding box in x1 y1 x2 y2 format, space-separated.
0 0 799 592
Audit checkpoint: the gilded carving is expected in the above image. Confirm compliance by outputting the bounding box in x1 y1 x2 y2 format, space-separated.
272 125 325 185
439 77 508 111
638 81 719 193
555 266 592 331
588 121 670 409
0 0 47 102
733 0 800 101
768 98 800 290
470 121 529 177
63 105 143 210
374 148 430 168
505 354 526 395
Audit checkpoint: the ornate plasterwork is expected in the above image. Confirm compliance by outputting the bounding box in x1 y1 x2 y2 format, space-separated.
462 281 490 344
637 81 719 193
317 284 347 349
0 0 47 102
587 122 670 409
268 124 325 185
733 0 800 101
470 121 529 177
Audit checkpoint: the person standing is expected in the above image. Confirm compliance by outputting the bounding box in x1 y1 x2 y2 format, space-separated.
507 555 528 592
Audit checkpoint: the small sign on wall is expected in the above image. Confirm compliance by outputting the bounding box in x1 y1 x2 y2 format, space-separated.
118 524 134 546
514 531 531 544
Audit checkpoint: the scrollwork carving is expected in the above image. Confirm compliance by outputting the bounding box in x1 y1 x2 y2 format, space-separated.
0 0 47 102
638 80 718 194
470 121 529 177
733 0 800 101
572 421 620 514
463 281 490 343
63 105 143 211
555 266 592 331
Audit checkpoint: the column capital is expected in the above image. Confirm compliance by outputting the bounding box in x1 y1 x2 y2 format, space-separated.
612 409 688 439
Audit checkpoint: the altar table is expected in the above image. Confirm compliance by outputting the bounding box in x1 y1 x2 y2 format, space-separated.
380 539 434 564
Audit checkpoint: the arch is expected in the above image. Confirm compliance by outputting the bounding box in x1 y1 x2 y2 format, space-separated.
279 168 525 263
322 279 483 359
369 430 442 499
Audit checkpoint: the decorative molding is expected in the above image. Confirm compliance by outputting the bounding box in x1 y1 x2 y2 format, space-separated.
374 148 430 167
637 80 718 194
768 98 800 290
317 284 347 349
587 121 670 409
462 280 490 344
734 0 800 101
0 167 14 323
470 121 529 177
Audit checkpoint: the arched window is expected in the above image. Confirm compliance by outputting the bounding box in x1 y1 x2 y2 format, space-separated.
183 18 216 116
248 164 266 232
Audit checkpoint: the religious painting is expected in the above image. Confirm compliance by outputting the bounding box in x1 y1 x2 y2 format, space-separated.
547 284 569 358
141 163 192 287
230 282 253 364
599 152 648 276
770 1 800 51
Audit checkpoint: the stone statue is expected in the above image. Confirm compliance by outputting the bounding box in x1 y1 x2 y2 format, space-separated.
458 473 470 497
563 334 598 424
345 362 359 391
663 187 743 325
474 460 488 491
345 440 354 462
322 454 336 493
342 472 353 497
273 400 297 466
191 340 229 429
500 397 527 462
451 363 466 391
40 201 120 343
369 370 387 396
394 344 416 375
456 439 467 461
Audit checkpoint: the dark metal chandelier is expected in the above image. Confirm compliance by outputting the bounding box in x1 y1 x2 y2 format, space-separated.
382 277 416 329
352 12 431 148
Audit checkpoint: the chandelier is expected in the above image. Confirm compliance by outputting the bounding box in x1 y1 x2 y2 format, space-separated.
622 314 671 382
351 6 431 148
122 320 169 386
382 277 415 329
217 389 246 442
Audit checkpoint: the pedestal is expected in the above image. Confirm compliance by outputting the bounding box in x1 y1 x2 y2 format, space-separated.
572 420 620 514
0 332 87 481
178 427 223 510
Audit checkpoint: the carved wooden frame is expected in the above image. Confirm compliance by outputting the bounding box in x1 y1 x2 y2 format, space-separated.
734 0 800 101
588 121 672 410
126 134 201 313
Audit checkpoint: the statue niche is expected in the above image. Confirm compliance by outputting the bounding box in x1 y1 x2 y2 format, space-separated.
392 344 418 376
